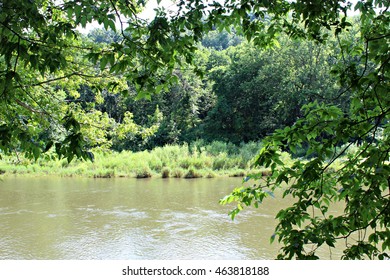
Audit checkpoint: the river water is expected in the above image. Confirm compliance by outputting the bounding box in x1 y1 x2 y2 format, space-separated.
0 177 343 260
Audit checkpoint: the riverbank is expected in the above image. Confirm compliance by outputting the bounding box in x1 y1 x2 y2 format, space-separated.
0 142 283 179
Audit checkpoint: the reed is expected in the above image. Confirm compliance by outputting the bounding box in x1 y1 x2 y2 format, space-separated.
0 141 274 178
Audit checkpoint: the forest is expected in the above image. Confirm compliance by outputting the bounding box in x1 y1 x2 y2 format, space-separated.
0 0 389 260
1 25 352 168
0 26 353 178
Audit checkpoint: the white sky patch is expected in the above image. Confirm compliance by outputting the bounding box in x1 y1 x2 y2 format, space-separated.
139 0 178 20
77 0 175 33
77 0 386 34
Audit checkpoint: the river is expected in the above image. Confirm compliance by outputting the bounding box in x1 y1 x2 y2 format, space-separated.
0 176 343 259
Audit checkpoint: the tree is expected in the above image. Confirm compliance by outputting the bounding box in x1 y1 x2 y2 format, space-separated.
203 36 343 144
216 3 390 259
1 0 389 259
201 28 242 50
168 0 389 259
0 0 184 161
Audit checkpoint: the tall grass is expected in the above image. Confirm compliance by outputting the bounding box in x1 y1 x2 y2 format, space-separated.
0 141 273 178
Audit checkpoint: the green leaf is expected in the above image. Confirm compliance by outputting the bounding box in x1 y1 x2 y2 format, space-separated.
67 7 73 19
100 56 108 70
108 20 116 31
74 5 82 19
80 15 87 27
155 84 163 94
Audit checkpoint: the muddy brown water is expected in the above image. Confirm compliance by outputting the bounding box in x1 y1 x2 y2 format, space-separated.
0 177 344 259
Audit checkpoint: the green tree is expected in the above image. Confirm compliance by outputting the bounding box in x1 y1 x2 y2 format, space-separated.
87 28 121 44
1 0 389 259
155 0 390 259
204 43 281 143
0 0 174 160
215 2 390 259
204 37 343 145
201 28 242 50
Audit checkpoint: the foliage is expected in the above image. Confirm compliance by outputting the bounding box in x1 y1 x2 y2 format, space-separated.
217 1 390 259
201 28 242 50
0 0 194 160
1 0 389 259
204 37 343 144
121 57 215 147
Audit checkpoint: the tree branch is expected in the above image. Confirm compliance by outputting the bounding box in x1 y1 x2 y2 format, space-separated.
14 98 42 114
14 72 105 89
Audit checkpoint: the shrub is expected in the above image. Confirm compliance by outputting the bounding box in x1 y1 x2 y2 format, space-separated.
135 166 152 178
171 168 185 178
184 167 202 179
161 167 171 178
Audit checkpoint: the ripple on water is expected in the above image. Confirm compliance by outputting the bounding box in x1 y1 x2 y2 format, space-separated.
55 227 158 259
46 214 58 218
74 206 149 220
0 177 306 260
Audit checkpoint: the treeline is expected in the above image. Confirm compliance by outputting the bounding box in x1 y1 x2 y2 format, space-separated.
49 24 357 154
0 25 356 160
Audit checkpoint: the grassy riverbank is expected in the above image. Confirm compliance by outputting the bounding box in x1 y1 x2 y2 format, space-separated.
0 141 286 178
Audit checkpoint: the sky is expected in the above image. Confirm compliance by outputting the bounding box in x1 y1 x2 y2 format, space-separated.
79 0 373 34
139 0 177 20
78 0 174 33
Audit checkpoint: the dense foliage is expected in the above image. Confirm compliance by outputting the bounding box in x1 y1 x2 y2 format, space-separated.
1 0 389 259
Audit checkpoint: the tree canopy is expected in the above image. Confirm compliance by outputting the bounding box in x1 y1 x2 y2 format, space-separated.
1 0 389 259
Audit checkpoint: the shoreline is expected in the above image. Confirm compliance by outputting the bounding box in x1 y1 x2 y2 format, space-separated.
0 143 272 179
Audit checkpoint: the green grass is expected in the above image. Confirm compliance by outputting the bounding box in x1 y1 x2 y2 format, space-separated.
0 141 274 179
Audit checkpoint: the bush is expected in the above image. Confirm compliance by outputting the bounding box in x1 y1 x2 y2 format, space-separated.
161 167 171 178
184 167 202 179
205 141 236 156
135 166 153 178
239 141 263 165
171 168 185 178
